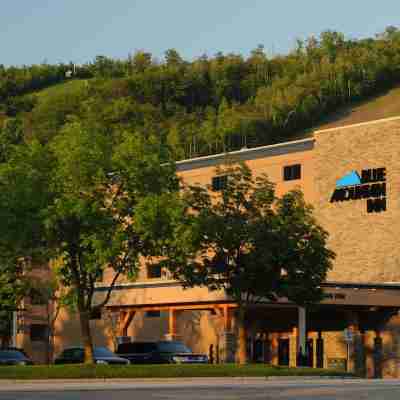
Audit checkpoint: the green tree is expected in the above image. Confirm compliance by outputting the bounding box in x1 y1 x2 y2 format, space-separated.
166 163 334 363
0 123 181 363
0 261 29 346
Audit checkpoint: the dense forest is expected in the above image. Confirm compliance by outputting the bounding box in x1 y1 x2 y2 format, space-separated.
1 26 400 162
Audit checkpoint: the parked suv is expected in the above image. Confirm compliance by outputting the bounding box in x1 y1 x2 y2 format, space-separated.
116 341 208 364
54 346 130 365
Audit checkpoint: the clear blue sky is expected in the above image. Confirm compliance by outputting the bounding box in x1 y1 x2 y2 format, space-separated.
1 0 399 66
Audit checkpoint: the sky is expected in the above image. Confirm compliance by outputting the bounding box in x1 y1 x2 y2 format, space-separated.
1 0 400 66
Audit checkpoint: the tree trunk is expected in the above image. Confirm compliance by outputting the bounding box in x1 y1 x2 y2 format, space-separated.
237 307 248 365
78 309 94 364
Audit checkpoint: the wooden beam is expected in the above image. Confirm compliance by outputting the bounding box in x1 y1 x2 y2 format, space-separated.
108 303 238 313
118 310 136 337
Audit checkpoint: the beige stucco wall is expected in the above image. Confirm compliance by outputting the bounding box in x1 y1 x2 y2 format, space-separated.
20 120 400 378
314 117 400 283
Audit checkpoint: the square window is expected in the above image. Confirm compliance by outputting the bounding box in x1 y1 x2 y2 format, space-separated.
283 164 301 181
212 175 228 191
147 265 162 279
30 288 47 306
30 324 48 342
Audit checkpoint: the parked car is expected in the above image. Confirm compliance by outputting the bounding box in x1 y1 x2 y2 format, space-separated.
0 349 33 366
54 346 130 365
116 341 209 364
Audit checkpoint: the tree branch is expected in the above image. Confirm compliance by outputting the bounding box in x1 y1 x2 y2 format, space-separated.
94 269 122 310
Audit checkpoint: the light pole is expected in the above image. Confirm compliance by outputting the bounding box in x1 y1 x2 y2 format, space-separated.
11 310 17 347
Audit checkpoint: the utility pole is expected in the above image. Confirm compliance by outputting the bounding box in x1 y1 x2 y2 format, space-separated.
11 311 17 347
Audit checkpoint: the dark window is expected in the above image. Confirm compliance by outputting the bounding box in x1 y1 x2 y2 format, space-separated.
30 324 48 342
118 342 157 353
90 308 102 320
147 265 162 279
30 288 47 305
145 310 161 318
283 164 301 181
157 341 191 353
212 175 228 191
62 348 84 359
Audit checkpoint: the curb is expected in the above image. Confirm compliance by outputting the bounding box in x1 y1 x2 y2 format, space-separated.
0 376 356 385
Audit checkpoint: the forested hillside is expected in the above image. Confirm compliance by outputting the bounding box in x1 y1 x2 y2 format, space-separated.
1 26 400 162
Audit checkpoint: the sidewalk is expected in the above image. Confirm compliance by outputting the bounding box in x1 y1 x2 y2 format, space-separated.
0 377 369 392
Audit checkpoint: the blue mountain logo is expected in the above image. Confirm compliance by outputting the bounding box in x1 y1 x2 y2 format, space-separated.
336 171 361 188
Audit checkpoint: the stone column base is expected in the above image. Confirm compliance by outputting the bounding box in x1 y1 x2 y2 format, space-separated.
220 332 236 363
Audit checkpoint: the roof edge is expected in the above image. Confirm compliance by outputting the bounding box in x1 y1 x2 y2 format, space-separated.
315 115 400 134
175 137 315 172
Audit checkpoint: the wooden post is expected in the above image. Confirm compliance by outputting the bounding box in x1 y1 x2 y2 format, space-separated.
290 326 298 367
118 310 135 337
221 305 232 332
165 308 177 341
270 333 279 366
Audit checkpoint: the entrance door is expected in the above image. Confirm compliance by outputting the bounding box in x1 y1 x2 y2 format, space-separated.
253 338 264 363
306 339 314 367
278 339 290 366
316 337 324 368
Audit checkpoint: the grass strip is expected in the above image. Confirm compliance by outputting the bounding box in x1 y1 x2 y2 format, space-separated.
0 364 353 380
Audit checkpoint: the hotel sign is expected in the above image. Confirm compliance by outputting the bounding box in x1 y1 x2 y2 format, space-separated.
330 168 386 213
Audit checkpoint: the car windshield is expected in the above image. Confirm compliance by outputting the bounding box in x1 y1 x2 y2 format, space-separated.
93 347 116 358
157 342 191 353
0 350 25 359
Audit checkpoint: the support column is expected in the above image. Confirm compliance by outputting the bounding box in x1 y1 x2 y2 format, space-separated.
295 307 307 366
346 313 357 373
373 330 383 379
346 312 366 376
217 305 236 363
270 333 279 366
290 327 298 367
165 308 178 341
11 311 17 347
355 330 367 378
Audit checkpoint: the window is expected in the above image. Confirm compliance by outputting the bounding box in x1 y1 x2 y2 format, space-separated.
283 164 301 181
62 348 84 359
147 265 162 279
145 310 161 318
29 288 47 305
212 175 228 191
30 324 48 342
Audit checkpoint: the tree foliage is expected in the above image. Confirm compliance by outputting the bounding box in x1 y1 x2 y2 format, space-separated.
0 122 181 363
165 163 335 362
2 27 400 161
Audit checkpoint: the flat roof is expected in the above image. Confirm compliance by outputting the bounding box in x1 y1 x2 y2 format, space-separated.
175 115 400 172
175 138 314 172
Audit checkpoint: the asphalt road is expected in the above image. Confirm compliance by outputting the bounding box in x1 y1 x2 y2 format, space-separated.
1 378 400 400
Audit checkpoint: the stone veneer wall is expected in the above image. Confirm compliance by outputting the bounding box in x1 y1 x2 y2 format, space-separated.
314 117 400 283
